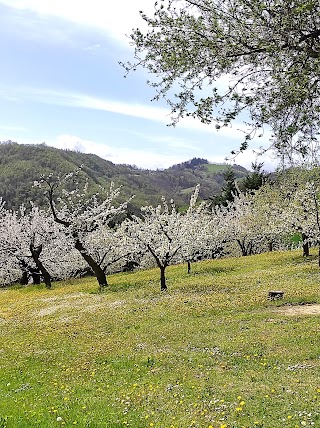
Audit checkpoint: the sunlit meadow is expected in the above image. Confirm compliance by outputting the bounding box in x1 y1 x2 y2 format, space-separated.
0 249 320 427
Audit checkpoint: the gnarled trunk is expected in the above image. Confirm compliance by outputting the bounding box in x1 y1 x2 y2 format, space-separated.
30 244 52 289
74 238 108 291
19 260 41 285
19 260 30 285
46 181 108 291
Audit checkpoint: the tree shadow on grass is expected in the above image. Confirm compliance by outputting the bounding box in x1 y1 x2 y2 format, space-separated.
89 270 159 294
272 252 318 266
189 265 236 276
109 279 155 293
292 254 318 265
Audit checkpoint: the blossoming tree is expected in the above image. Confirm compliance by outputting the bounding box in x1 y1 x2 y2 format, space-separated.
288 180 320 265
123 186 212 290
181 187 227 270
214 190 265 256
35 171 132 290
0 203 78 288
251 183 291 252
82 223 142 276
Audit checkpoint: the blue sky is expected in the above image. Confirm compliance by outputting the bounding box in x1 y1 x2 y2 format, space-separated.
0 0 277 170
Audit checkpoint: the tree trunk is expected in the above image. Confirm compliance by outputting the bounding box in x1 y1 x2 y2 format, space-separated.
30 244 52 289
302 233 310 257
187 261 191 274
303 241 310 257
318 245 320 267
74 238 108 291
19 260 30 285
160 265 167 291
237 239 248 256
268 241 273 252
20 271 28 285
31 268 41 284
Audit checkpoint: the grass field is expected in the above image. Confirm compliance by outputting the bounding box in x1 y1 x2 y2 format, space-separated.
1 249 320 427
204 164 228 173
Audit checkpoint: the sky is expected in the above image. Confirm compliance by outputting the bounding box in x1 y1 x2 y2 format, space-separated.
0 0 278 171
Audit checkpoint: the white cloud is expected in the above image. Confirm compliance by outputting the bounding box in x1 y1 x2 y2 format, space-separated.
0 83 276 169
41 134 189 170
0 131 278 171
0 0 154 45
234 149 280 172
0 133 185 170
51 134 264 170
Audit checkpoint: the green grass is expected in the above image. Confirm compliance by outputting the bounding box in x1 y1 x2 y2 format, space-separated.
1 250 320 427
204 164 228 173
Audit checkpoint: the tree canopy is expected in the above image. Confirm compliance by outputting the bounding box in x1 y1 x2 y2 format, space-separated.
123 0 320 160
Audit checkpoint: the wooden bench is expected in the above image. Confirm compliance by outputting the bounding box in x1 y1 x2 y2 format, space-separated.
268 291 284 300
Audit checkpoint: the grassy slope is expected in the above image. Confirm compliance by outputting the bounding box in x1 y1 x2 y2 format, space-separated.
204 164 229 173
1 250 320 427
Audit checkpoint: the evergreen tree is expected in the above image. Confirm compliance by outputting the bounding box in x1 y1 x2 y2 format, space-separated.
210 166 237 206
242 162 267 192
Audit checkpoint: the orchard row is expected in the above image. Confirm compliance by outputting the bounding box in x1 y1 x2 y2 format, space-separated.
1 169 319 291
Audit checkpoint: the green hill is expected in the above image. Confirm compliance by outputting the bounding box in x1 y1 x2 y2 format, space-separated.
0 249 319 427
0 141 248 210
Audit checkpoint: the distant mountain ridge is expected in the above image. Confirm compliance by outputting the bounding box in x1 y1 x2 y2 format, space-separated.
0 141 248 210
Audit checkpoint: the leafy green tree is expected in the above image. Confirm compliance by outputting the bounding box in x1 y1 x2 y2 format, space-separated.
123 0 320 158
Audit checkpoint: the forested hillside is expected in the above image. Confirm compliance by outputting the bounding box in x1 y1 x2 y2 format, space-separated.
0 141 248 209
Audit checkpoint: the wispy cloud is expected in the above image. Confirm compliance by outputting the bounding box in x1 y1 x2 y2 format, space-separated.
0 0 153 45
117 129 201 152
8 85 172 122
0 1 277 171
0 125 29 132
5 85 263 142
